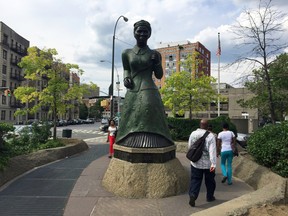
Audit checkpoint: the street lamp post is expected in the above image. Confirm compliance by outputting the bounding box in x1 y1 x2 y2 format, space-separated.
100 60 121 123
110 15 128 119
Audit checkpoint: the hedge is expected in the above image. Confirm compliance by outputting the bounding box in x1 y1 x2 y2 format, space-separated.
247 122 288 178
167 116 237 141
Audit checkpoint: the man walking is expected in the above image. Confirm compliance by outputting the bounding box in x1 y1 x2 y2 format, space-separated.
188 119 217 207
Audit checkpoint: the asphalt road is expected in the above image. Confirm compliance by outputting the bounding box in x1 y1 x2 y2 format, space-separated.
54 122 107 141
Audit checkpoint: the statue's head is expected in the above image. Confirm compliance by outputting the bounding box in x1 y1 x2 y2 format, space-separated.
134 20 151 44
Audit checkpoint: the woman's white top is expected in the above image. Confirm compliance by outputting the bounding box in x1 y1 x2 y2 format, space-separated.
217 130 235 152
108 126 117 137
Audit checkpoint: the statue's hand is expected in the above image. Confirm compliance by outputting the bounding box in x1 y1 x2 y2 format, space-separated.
124 77 134 89
151 52 160 65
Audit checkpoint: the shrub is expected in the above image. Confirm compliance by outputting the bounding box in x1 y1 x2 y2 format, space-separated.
247 122 288 177
167 117 199 141
38 139 64 150
167 116 237 141
29 123 52 148
0 122 14 150
0 123 54 170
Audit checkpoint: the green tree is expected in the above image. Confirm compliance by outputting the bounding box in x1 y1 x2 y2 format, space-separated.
239 53 288 121
79 103 88 119
15 46 86 140
232 0 288 123
160 53 217 119
89 100 104 119
269 53 288 120
78 83 99 119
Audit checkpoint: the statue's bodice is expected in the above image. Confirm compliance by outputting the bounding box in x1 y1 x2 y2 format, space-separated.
123 46 160 92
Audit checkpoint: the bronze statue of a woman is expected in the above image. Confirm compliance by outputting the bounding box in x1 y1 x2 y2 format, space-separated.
116 20 174 148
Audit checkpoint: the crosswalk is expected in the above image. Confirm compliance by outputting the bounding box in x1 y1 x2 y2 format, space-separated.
56 128 108 143
57 128 107 135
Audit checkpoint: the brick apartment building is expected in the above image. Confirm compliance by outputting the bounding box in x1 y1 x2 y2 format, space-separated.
155 40 211 89
0 22 82 124
0 22 29 124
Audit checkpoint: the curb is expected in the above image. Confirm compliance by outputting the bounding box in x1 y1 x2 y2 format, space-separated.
0 139 88 187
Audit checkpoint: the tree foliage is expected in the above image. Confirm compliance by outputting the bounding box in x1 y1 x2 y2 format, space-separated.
160 53 217 119
239 53 288 121
89 99 104 119
15 46 88 139
232 0 288 123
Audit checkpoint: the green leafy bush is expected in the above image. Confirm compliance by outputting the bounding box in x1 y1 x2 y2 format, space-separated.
38 139 64 150
167 116 237 141
0 123 59 170
247 122 288 177
29 123 52 148
0 122 15 150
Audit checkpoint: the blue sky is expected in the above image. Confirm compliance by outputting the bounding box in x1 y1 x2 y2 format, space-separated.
1 0 288 95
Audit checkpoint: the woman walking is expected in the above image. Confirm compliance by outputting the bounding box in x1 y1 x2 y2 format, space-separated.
217 122 236 185
107 120 117 158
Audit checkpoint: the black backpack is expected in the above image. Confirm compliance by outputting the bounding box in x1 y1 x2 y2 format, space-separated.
186 131 210 162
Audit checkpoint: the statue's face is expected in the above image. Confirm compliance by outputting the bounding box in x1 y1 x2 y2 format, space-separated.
134 26 150 44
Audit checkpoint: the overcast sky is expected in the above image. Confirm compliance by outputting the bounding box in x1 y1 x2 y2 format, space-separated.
1 0 288 95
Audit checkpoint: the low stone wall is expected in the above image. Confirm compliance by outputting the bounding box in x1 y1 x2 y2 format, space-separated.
0 139 88 187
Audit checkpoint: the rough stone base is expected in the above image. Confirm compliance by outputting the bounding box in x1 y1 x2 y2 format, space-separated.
102 157 189 198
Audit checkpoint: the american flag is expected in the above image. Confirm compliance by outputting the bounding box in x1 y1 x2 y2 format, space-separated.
216 32 221 56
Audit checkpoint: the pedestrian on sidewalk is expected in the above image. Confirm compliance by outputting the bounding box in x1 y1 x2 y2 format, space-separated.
107 120 117 158
188 119 217 207
217 122 236 185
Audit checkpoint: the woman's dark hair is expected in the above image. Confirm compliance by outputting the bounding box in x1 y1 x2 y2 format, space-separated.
222 122 229 129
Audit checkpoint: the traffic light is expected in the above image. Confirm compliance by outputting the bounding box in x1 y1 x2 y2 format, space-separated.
4 89 11 96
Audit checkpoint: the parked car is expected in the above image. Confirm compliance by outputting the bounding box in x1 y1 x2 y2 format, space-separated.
71 119 80 125
101 118 109 124
57 119 68 127
236 133 250 149
99 124 109 132
3 125 32 141
26 119 40 125
85 118 95 124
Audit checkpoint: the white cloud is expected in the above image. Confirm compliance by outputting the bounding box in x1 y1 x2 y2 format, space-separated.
1 0 288 94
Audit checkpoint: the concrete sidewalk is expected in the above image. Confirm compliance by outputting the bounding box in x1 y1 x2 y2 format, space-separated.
63 141 253 216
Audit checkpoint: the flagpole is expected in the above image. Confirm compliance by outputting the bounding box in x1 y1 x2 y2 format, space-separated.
217 32 221 117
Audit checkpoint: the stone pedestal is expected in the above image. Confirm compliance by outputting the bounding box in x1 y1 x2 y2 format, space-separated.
102 144 189 198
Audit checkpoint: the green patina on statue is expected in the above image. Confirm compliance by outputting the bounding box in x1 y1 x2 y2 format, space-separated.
116 20 174 148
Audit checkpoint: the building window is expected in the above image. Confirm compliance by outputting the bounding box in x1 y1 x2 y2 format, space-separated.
1 110 5 120
2 80 7 88
2 65 7 74
9 111 12 120
181 53 187 59
221 102 229 111
3 34 8 45
2 95 6 105
3 49 7 60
